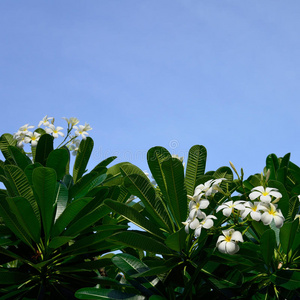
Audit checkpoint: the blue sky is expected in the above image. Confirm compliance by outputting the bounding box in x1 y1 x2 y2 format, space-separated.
1 1 300 178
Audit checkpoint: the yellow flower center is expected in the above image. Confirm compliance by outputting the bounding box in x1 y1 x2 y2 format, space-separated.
262 191 269 196
225 236 231 242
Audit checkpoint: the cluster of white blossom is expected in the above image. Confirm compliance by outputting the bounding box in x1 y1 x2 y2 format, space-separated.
184 179 286 255
13 115 92 156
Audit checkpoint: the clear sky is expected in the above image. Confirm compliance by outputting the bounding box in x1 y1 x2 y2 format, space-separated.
1 1 300 178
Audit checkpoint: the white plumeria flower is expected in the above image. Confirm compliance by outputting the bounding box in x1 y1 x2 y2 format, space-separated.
216 200 245 217
240 201 264 221
68 138 81 156
62 117 79 126
189 213 217 238
188 193 210 219
182 214 199 234
249 186 282 203
16 124 34 135
194 178 226 197
73 124 91 140
217 229 243 255
15 133 27 148
260 203 285 228
46 124 64 138
24 132 41 147
38 115 53 127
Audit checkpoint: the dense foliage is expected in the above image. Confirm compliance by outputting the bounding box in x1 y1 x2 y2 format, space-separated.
1 118 300 299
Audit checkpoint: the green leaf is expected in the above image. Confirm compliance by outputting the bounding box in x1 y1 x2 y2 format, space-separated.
73 137 94 183
260 229 276 266
70 169 107 201
32 167 57 241
91 156 117 171
280 219 299 255
0 269 30 284
54 182 68 221
51 197 93 237
48 236 74 249
124 174 172 232
286 194 300 222
4 165 39 220
7 196 41 244
0 195 33 248
46 148 69 180
63 204 110 236
266 154 279 181
104 199 165 239
165 227 187 252
147 146 171 199
0 134 16 160
185 145 207 196
75 287 145 300
34 134 54 165
8 146 31 170
109 231 173 255
271 270 300 290
24 162 43 185
161 157 187 227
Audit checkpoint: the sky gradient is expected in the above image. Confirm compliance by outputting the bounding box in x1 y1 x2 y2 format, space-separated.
1 1 300 178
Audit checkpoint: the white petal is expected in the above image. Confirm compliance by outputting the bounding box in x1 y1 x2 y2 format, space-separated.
203 218 214 229
189 218 200 229
273 216 284 228
217 241 227 253
249 191 262 200
223 207 233 217
194 226 202 238
251 186 264 192
269 191 282 199
261 212 272 225
199 199 209 209
226 242 239 255
231 231 243 242
250 211 262 221
260 195 271 203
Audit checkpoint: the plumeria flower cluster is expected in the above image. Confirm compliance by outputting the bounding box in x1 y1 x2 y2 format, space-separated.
183 178 225 238
13 116 92 156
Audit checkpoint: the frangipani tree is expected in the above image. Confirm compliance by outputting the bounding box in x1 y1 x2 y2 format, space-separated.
76 149 300 300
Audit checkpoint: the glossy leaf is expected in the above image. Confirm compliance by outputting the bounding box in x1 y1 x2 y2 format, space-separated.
32 167 57 241
0 134 16 160
46 148 69 180
7 196 41 244
185 145 207 196
104 199 165 239
34 134 54 165
260 229 276 266
54 182 68 221
8 146 31 170
51 197 93 237
24 162 43 185
161 157 187 227
75 287 145 300
280 219 299 255
271 270 300 290
266 153 279 181
124 174 172 232
165 227 187 252
73 137 94 183
109 231 173 255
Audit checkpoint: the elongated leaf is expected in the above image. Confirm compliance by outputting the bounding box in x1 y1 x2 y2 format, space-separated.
54 182 68 221
165 227 187 252
70 169 107 201
287 194 300 222
46 148 69 180
185 145 207 196
24 162 43 185
34 134 54 165
124 174 172 232
75 287 145 300
260 229 276 266
109 231 173 255
162 158 187 227
7 196 41 244
266 154 279 181
280 219 299 254
0 269 31 284
73 137 94 183
91 156 117 171
48 236 74 249
32 167 57 241
271 270 300 290
112 253 160 296
8 146 31 170
104 199 165 239
63 204 110 236
51 197 93 237
0 134 16 160
0 195 33 248
147 146 172 199
4 165 39 219
279 153 290 169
